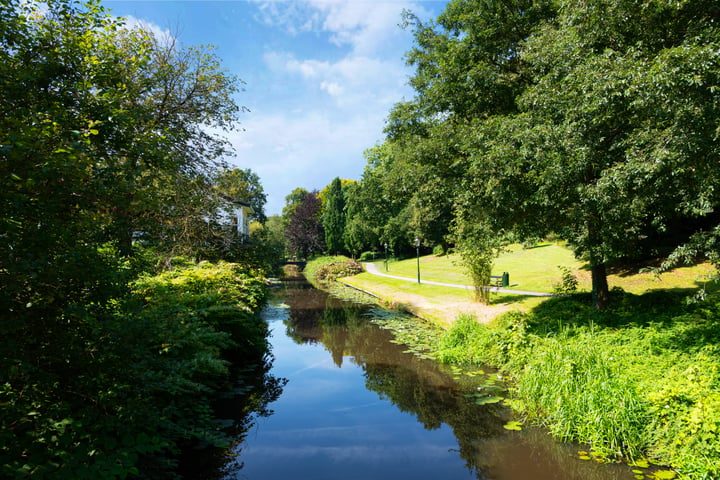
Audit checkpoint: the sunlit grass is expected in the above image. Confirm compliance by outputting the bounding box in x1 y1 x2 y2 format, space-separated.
370 243 714 295
342 271 545 326
372 243 582 293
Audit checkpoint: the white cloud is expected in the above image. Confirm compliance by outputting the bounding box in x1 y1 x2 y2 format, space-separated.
252 1 322 35
320 80 343 97
120 15 176 47
227 1 440 215
225 107 384 215
254 0 429 57
309 0 413 56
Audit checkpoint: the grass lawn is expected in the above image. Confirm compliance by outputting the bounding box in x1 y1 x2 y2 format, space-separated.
351 243 715 325
370 242 714 294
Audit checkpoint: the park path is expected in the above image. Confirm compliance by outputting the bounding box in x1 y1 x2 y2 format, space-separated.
362 262 555 297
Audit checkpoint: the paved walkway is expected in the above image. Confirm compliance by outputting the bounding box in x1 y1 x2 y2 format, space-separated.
362 263 555 297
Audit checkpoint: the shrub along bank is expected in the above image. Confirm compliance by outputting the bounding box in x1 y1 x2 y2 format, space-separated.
1 259 270 479
304 256 363 285
436 291 720 479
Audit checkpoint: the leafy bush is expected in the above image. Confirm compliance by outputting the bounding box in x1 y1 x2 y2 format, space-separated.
305 256 363 284
359 251 378 262
315 260 363 282
0 259 270 479
552 265 579 295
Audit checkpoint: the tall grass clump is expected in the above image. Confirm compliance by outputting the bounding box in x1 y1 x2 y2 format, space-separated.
515 333 651 461
436 314 491 364
436 312 531 368
430 291 720 475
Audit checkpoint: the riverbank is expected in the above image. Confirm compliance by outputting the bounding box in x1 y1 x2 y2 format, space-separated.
307 255 720 479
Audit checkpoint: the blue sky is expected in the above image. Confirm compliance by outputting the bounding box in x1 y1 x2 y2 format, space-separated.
103 0 449 216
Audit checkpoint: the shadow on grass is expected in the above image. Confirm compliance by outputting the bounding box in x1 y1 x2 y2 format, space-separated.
522 243 554 250
525 285 720 355
492 293 538 304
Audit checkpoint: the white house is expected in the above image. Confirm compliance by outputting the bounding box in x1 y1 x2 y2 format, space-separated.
219 194 253 238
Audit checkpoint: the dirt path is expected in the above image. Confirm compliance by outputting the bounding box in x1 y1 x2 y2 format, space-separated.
338 264 547 326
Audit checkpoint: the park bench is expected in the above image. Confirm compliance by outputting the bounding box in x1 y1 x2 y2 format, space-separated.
490 272 510 288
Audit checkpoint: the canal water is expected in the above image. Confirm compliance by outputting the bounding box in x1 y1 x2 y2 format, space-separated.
216 279 634 480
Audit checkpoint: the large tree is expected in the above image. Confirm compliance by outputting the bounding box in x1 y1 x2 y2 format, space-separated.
322 177 346 255
286 191 324 258
282 187 309 224
0 0 247 473
394 0 720 308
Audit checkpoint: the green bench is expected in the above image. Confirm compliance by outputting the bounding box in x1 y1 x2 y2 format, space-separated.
490 272 510 288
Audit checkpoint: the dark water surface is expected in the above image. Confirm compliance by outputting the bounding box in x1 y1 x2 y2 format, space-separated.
218 279 634 480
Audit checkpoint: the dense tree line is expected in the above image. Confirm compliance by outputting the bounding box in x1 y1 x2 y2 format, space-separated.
1 0 282 477
287 0 719 309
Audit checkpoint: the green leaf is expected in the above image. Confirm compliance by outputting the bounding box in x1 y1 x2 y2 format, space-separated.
653 471 676 480
475 395 503 405
503 421 523 431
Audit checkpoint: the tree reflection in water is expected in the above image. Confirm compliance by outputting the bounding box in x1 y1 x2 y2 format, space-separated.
278 279 632 480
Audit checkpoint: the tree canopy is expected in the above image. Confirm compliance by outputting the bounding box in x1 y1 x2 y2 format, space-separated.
215 167 268 223
322 177 346 255
337 0 720 308
1 1 262 475
285 191 324 258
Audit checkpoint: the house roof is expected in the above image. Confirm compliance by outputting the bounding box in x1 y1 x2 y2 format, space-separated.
218 193 254 212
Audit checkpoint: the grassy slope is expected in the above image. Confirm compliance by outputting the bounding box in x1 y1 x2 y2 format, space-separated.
368 243 714 294
342 243 714 325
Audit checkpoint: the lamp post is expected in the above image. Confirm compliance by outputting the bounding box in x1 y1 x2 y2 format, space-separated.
384 242 388 272
414 237 421 284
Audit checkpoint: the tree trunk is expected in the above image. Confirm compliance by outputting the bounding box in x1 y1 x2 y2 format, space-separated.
591 262 610 310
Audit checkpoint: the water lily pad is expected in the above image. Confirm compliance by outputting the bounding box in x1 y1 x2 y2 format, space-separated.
632 460 651 468
653 471 676 480
503 421 523 431
477 384 505 392
475 395 503 405
579 455 591 460
634 475 645 480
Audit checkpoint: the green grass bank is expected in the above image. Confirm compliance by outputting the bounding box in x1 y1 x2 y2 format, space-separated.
306 252 720 479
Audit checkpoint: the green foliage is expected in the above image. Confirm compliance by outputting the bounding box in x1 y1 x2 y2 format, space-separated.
436 312 530 368
379 285 720 475
553 265 579 295
451 218 504 304
132 260 269 358
281 187 308 224
516 334 651 461
0 2 269 475
322 177 346 255
0 259 270 479
436 315 492 365
358 251 378 262
305 256 363 284
367 0 720 310
214 167 268 223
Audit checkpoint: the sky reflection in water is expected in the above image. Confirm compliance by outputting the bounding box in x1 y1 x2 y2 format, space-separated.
223 283 632 480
